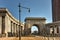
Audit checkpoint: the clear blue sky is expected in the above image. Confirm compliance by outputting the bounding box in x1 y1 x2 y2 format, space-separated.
31 26 38 33
0 0 52 32
0 0 52 23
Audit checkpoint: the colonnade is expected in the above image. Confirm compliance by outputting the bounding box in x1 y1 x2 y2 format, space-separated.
49 25 60 35
10 21 20 37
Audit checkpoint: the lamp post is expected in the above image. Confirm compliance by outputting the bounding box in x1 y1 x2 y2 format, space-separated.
18 3 30 40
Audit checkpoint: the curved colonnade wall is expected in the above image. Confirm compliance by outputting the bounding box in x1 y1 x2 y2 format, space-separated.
0 8 24 37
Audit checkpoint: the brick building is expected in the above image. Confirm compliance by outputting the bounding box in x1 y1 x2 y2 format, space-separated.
52 0 60 22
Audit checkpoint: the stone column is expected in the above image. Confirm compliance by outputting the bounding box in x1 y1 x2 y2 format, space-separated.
16 24 17 34
13 23 15 36
11 21 12 33
54 27 57 34
17 25 19 32
54 25 59 34
14 24 17 36
50 27 53 34
13 23 15 33
0 16 2 34
59 26 60 34
2 16 6 37
57 27 59 33
2 16 5 34
7 20 11 32
5 16 8 37
25 23 30 35
16 24 18 36
15 24 16 33
11 22 14 33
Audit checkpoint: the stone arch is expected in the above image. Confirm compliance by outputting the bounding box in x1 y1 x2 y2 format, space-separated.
24 17 46 36
30 24 40 35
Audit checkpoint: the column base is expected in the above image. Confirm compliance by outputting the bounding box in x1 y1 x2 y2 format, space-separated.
0 33 6 37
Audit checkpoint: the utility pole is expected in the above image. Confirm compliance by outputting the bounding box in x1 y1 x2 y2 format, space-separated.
18 3 30 40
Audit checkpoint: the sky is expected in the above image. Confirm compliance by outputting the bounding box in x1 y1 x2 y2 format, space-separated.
0 0 52 32
31 26 38 33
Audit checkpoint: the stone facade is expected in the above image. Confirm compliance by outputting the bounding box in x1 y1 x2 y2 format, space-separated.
0 8 24 37
24 17 46 35
24 17 60 37
0 7 60 38
46 21 60 36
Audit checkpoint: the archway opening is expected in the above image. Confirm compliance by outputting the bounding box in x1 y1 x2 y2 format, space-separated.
31 25 39 35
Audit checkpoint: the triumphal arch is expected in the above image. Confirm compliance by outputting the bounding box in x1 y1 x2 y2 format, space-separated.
24 17 46 35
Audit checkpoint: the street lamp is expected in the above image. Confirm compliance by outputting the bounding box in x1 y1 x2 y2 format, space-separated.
18 3 30 40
